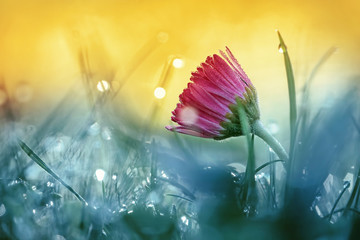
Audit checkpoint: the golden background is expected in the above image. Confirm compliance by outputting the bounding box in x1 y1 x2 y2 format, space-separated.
0 0 359 136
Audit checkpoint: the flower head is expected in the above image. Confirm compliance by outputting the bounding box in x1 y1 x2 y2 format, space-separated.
166 47 260 140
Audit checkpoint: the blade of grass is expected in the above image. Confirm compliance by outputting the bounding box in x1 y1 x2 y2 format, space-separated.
18 140 87 204
150 139 158 189
346 167 360 210
268 149 278 209
157 177 195 200
302 47 337 104
277 31 297 205
112 33 165 98
165 193 193 202
328 181 350 222
102 181 106 203
276 30 297 158
255 159 285 173
323 207 360 218
298 47 337 135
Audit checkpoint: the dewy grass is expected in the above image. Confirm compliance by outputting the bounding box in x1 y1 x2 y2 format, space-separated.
277 30 297 205
276 30 297 158
1 31 360 239
18 140 87 204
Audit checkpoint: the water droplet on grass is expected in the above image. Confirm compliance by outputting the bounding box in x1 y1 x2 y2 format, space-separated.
102 127 112 140
88 122 100 136
0 203 6 217
95 169 106 181
112 174 118 180
278 43 286 53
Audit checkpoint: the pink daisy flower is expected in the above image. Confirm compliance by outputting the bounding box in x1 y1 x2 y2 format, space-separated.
166 47 259 140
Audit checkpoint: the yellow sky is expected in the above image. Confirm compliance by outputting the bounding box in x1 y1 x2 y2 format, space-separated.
0 0 359 134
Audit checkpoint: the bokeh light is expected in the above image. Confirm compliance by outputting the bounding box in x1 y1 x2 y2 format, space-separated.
179 106 198 125
97 80 110 92
95 169 105 181
154 87 166 99
172 58 184 69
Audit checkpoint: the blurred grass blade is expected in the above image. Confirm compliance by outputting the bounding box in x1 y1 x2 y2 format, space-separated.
346 168 360 210
277 31 297 206
299 47 337 131
277 30 297 155
324 207 360 218
255 160 285 173
303 47 337 97
150 139 158 189
328 181 350 221
165 193 193 202
158 177 196 200
102 181 106 203
18 140 87 204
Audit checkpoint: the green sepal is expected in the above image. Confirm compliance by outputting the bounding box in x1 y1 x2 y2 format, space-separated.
214 86 260 140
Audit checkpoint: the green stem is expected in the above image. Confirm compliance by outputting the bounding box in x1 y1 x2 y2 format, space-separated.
252 120 289 161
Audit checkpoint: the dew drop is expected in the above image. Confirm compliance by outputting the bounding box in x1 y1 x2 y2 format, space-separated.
112 174 118 180
0 203 6 217
88 122 100 136
95 169 105 181
180 215 189 226
101 127 112 140
268 147 275 154
278 43 286 53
